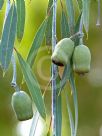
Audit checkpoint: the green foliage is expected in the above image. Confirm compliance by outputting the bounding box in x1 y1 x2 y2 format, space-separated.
69 73 78 136
16 0 25 41
61 10 69 38
27 18 48 67
45 0 53 45
56 75 62 136
65 90 74 136
17 52 46 119
82 0 91 33
60 64 71 91
0 2 17 71
0 0 4 10
65 0 75 34
0 0 94 135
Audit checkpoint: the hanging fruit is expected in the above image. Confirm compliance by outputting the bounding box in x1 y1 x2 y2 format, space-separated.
11 91 33 121
51 38 74 66
73 44 91 74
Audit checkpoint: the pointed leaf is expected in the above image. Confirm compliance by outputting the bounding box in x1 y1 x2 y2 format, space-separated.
0 0 4 10
61 10 69 38
69 72 78 136
82 0 90 33
45 0 53 45
16 0 25 41
65 90 75 136
60 64 71 93
75 12 82 33
65 0 75 34
17 52 46 119
56 75 62 136
0 3 17 71
27 19 48 67
75 12 82 46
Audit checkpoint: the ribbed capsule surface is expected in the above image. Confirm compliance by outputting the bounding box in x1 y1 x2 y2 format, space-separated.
11 91 33 121
51 38 74 66
73 44 91 74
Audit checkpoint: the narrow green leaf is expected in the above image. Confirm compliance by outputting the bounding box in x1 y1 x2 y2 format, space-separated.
29 111 40 136
60 64 71 92
16 0 25 41
75 13 82 33
82 0 90 33
27 18 48 67
69 72 78 136
17 52 46 119
75 12 82 46
76 0 82 10
56 75 62 136
61 10 69 38
65 0 75 34
0 3 17 71
65 90 75 136
0 0 4 10
60 9 70 91
45 0 53 45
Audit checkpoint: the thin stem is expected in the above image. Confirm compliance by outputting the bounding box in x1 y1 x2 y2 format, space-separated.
70 32 81 41
11 53 17 87
52 0 57 136
96 0 101 26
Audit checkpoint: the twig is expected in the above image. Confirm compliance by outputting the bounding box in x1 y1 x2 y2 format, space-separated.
52 0 57 135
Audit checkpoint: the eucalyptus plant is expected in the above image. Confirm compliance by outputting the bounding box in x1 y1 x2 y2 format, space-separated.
0 0 101 136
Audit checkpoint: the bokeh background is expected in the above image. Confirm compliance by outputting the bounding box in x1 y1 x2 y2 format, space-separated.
0 0 102 136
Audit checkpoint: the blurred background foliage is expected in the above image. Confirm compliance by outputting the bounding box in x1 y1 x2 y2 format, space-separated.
0 0 102 136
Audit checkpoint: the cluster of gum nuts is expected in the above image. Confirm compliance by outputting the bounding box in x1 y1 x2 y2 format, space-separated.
51 37 91 75
11 88 33 121
11 37 91 122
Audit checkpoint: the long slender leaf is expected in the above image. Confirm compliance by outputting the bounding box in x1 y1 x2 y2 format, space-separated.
65 0 75 34
61 10 69 38
17 52 46 119
75 12 82 46
75 13 82 33
60 64 71 93
65 90 75 136
60 9 70 92
16 0 25 41
82 0 90 33
0 0 4 10
69 72 78 136
27 18 48 67
76 0 82 10
0 3 17 71
45 0 53 45
29 111 40 136
56 75 62 136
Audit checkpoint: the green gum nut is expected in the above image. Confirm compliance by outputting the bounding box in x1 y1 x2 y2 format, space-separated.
73 44 91 74
11 91 33 121
51 38 75 66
